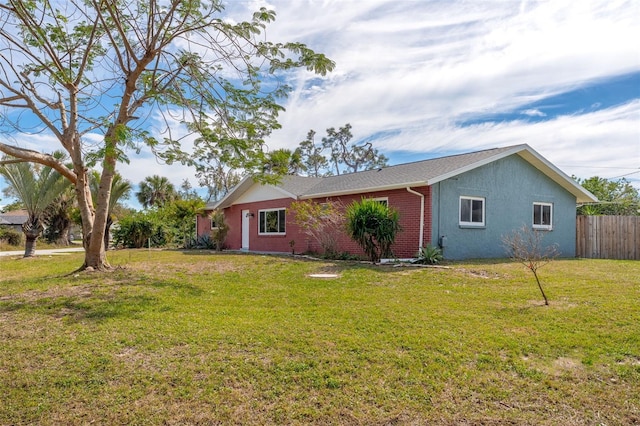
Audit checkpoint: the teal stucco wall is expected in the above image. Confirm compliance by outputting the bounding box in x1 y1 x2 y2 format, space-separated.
431 154 577 259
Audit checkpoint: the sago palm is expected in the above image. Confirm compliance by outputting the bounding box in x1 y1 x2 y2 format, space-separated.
0 154 70 257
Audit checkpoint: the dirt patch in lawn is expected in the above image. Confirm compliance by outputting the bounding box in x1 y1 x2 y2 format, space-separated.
455 268 506 280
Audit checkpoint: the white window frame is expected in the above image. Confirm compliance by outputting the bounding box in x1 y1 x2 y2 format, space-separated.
258 208 286 235
210 218 219 230
364 197 389 207
533 202 553 230
459 196 485 227
371 197 389 206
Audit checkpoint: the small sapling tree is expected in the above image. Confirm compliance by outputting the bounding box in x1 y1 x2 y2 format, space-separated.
502 225 559 306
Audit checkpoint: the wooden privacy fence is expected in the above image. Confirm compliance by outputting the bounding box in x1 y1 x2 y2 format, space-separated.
576 215 640 260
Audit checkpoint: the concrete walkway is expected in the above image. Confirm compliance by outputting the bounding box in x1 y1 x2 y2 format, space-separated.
0 247 85 257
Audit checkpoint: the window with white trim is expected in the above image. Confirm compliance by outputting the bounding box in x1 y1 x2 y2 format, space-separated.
258 208 286 235
533 202 553 229
459 196 485 226
372 197 388 207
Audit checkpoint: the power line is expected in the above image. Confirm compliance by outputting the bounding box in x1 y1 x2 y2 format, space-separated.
558 164 639 170
608 170 640 179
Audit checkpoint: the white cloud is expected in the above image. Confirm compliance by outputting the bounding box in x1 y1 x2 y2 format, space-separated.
377 100 640 185
521 109 547 117
1 0 639 201
252 0 640 188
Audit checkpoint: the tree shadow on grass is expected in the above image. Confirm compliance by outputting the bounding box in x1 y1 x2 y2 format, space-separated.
0 272 203 323
0 290 160 322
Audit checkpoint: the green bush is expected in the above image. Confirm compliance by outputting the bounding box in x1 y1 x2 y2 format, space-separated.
209 209 229 251
345 199 401 263
112 212 167 248
0 226 22 246
413 245 443 265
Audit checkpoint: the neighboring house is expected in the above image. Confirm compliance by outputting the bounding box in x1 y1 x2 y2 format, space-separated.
196 144 597 259
0 209 29 233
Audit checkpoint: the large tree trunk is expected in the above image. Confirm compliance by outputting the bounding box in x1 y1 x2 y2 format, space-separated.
22 216 44 258
81 130 118 270
79 174 111 270
73 166 107 270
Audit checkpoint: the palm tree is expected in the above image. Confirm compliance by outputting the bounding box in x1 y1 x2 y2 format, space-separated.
262 148 306 175
136 175 177 209
42 185 76 245
90 171 132 250
0 154 70 257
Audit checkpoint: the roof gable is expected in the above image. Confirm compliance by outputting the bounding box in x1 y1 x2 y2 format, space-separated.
211 175 323 209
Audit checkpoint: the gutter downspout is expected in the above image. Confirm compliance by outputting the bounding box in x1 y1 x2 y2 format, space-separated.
406 187 425 251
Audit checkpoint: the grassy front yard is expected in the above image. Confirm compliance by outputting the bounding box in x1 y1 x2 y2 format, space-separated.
1 251 638 424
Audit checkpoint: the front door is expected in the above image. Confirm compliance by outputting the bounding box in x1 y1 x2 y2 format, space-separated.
241 209 250 250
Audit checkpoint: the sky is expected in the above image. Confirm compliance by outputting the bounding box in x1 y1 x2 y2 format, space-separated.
1 0 639 209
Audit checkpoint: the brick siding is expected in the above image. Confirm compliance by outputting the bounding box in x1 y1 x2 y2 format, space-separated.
199 186 432 259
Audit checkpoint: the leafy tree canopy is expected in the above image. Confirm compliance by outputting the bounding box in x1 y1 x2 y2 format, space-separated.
576 176 640 215
0 0 334 270
297 123 388 177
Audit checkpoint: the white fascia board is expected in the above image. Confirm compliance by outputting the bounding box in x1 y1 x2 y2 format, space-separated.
208 175 255 210
210 176 300 210
516 148 598 203
299 181 428 200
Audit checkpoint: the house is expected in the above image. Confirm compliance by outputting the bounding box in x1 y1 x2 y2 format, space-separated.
0 209 29 233
196 144 597 259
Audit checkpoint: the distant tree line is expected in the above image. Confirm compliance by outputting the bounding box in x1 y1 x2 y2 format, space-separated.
196 123 389 202
575 176 639 216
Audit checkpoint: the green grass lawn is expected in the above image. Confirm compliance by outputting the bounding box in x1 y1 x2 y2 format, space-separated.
1 251 638 425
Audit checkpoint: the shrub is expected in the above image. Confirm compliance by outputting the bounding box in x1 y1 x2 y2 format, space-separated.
209 209 229 251
289 200 345 257
0 226 22 246
345 198 400 263
413 245 443 265
112 212 167 248
186 234 217 250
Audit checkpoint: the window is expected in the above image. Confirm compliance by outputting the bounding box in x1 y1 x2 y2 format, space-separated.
258 208 286 235
533 203 553 229
459 196 485 226
372 197 388 207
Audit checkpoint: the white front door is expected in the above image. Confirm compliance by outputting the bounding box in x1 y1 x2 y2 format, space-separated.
241 209 250 250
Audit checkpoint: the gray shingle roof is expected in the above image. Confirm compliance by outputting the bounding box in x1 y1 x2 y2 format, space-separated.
301 145 518 197
212 144 597 208
278 175 324 196
0 214 28 225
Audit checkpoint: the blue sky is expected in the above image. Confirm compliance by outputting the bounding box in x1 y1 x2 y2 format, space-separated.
255 0 640 190
1 0 639 209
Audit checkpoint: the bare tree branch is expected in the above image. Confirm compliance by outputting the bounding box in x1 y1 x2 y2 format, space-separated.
0 143 76 183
